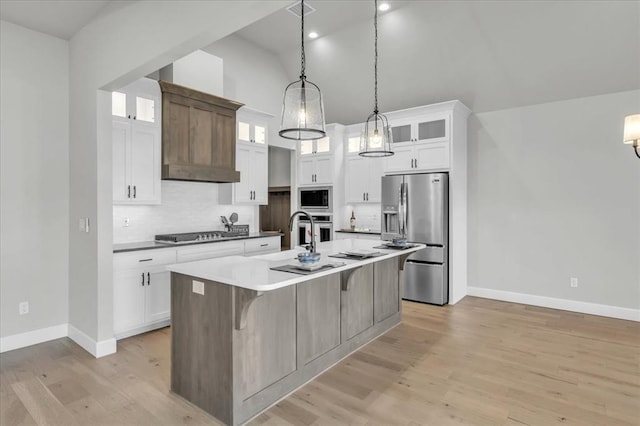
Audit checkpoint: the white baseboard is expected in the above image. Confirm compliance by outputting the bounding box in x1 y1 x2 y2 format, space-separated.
68 324 117 358
114 319 170 341
0 323 69 353
466 287 640 322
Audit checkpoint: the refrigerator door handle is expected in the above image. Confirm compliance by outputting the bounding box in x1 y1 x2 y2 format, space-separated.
398 184 404 237
402 182 408 238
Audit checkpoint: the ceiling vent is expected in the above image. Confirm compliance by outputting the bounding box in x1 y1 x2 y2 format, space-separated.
286 1 316 18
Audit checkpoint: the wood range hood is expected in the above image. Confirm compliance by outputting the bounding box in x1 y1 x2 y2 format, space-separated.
159 80 244 183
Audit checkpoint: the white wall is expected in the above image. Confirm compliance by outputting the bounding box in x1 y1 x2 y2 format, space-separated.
468 90 640 310
113 181 256 244
0 21 69 338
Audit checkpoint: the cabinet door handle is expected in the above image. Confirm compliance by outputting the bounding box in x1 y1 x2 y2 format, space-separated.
133 116 136 120
127 185 131 198
363 192 365 201
414 159 417 168
366 193 369 201
128 115 131 119
141 273 145 286
147 272 150 285
133 186 136 198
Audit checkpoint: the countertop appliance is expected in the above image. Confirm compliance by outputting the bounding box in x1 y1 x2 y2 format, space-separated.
381 173 448 305
156 225 250 244
299 186 332 211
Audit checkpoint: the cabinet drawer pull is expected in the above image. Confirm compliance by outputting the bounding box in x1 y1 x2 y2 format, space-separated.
141 273 145 286
260 243 268 247
139 258 153 262
147 272 150 285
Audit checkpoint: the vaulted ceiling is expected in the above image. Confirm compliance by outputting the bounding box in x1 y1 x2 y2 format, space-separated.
2 0 638 125
236 0 640 124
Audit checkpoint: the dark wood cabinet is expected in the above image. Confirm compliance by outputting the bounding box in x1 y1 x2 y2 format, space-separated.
159 81 243 183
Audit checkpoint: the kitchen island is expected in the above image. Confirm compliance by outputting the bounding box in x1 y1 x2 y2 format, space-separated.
166 239 423 426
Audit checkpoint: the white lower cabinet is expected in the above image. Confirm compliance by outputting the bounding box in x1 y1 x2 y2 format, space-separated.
176 240 245 263
113 237 281 339
113 248 176 339
244 236 281 255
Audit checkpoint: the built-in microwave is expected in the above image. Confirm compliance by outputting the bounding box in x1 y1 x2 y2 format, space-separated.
299 187 332 211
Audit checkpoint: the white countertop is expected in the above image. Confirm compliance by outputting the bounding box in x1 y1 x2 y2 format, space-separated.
166 239 424 292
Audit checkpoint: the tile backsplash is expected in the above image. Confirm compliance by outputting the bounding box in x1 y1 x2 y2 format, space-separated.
113 180 258 243
338 204 381 231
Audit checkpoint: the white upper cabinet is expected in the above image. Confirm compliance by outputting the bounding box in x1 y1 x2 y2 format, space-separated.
389 113 449 145
298 136 334 186
385 112 451 173
219 108 272 205
237 109 270 145
299 137 331 156
112 78 161 205
345 155 384 203
344 130 383 203
219 143 268 205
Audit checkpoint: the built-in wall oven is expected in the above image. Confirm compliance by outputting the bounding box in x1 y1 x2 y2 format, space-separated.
297 186 333 246
299 187 332 211
298 214 333 246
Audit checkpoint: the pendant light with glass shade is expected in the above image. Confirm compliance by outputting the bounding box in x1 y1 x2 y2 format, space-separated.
279 0 326 140
359 0 394 157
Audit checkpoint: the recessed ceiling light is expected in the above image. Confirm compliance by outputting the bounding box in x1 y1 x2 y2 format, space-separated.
309 31 319 39
379 3 390 11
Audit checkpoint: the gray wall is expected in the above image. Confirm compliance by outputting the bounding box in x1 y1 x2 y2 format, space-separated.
0 21 69 337
268 146 291 187
468 90 640 309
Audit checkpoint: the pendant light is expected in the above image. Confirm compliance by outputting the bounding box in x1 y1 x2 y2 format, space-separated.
279 0 326 140
359 0 393 157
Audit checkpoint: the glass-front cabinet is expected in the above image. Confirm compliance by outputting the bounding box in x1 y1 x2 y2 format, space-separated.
237 109 269 145
389 113 450 145
299 137 331 155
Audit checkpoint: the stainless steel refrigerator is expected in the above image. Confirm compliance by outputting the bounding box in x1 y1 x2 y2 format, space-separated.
381 173 448 305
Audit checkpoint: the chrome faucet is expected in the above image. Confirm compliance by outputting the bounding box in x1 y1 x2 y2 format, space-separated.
289 210 316 254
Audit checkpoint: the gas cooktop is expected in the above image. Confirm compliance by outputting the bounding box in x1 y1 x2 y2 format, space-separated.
155 225 249 244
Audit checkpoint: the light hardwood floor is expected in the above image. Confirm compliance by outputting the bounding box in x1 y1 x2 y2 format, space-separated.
1 297 639 425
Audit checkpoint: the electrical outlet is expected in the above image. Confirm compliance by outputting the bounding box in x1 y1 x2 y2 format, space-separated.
19 301 29 315
570 277 578 288
192 280 205 295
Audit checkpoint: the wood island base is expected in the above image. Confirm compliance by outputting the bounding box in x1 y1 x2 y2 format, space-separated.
170 257 403 426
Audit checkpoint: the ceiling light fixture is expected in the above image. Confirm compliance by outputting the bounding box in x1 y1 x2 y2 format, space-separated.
309 31 318 39
359 0 394 157
279 0 326 141
623 114 640 159
379 3 390 11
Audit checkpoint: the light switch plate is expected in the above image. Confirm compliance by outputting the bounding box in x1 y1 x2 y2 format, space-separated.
192 280 205 295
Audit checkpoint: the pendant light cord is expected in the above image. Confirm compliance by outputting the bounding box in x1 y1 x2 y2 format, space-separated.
300 0 306 79
374 0 378 114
